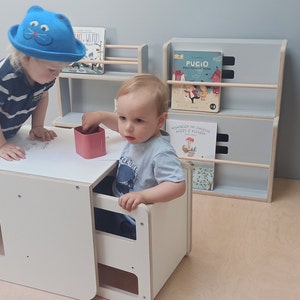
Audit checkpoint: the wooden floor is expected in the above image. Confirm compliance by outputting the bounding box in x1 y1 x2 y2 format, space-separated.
1 178 300 300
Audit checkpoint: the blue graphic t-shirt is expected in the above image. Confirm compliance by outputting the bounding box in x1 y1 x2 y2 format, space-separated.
112 130 185 197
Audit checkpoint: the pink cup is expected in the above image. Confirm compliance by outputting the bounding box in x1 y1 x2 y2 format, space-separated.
74 126 106 159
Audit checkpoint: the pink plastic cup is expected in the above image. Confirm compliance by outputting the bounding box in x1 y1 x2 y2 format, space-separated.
74 126 106 159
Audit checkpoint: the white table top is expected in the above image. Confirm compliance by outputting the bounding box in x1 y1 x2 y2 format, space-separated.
0 126 126 184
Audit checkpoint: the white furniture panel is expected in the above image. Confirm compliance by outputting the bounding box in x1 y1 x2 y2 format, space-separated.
0 126 125 299
94 162 192 300
0 172 96 299
0 126 192 300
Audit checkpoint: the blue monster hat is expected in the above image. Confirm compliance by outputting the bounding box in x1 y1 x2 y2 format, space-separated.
8 5 85 62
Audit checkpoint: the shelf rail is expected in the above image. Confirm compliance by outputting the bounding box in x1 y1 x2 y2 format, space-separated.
179 156 270 169
78 44 148 69
167 80 278 89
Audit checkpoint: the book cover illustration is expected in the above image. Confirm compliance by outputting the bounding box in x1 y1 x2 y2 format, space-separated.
171 50 222 112
166 119 217 191
61 27 106 75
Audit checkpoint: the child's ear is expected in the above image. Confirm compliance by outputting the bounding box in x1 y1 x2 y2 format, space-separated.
21 55 32 65
158 112 168 128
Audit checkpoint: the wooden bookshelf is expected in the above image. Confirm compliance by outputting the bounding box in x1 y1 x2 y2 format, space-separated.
54 44 148 128
163 38 287 202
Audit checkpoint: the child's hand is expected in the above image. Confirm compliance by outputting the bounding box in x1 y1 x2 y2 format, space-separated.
81 112 101 133
0 142 26 161
29 127 57 141
118 192 147 212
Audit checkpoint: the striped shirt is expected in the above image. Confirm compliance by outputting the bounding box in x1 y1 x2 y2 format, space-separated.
0 57 55 138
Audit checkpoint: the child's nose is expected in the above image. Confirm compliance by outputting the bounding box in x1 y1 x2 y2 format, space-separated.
125 122 133 131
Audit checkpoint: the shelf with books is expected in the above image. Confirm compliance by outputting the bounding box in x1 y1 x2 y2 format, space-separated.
163 38 286 119
61 44 148 79
163 38 287 202
167 110 277 201
167 80 279 118
54 44 148 128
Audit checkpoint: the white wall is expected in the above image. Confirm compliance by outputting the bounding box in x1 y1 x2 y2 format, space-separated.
1 0 299 179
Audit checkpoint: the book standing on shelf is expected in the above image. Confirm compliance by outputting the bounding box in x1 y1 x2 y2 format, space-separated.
61 27 106 75
166 118 217 191
171 50 223 112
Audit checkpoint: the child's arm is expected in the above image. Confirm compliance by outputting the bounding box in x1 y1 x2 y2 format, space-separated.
30 91 57 141
118 180 186 212
82 111 119 132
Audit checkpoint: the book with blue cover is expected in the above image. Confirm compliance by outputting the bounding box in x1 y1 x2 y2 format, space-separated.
171 50 222 112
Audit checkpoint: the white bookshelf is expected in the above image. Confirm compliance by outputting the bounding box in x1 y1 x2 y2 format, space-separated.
54 44 148 128
163 38 287 202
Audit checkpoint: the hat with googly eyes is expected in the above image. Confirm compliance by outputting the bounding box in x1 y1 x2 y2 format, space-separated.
8 5 85 62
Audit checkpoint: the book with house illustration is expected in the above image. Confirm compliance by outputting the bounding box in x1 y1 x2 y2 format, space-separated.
171 50 222 112
166 118 217 191
61 26 106 75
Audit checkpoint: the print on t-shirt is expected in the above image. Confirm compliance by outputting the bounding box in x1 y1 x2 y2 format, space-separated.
116 156 137 194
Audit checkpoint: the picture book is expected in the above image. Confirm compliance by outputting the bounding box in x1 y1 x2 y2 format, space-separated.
166 118 217 191
61 26 106 75
171 50 222 112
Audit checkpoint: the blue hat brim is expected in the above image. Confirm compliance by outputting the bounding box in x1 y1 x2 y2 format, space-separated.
8 24 86 62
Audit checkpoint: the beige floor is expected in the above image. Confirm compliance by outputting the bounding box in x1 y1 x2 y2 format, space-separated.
1 178 300 300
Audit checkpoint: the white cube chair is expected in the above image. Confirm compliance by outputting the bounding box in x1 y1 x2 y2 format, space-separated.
94 161 192 300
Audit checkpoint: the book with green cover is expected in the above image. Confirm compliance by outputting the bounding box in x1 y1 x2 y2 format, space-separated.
171 50 222 112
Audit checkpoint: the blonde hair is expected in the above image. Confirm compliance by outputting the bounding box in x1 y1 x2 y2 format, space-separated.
116 73 170 115
7 44 26 72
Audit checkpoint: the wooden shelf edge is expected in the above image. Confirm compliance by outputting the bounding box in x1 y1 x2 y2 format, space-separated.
168 108 276 120
192 188 268 202
167 80 277 89
179 156 270 169
105 44 147 50
79 59 138 65
58 71 140 81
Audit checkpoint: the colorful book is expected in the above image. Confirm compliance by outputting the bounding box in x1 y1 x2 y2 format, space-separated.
171 50 222 112
166 118 217 191
61 26 106 75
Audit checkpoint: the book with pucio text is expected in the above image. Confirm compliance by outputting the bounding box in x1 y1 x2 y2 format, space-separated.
171 50 222 112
